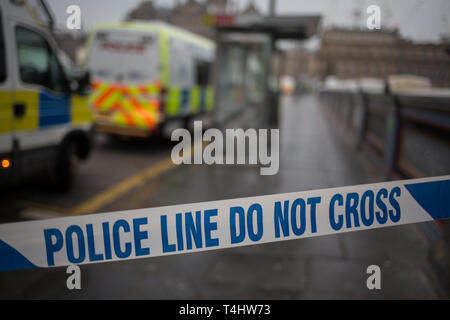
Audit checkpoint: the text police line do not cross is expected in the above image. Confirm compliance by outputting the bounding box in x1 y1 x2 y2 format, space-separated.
42 187 402 267
1 175 447 271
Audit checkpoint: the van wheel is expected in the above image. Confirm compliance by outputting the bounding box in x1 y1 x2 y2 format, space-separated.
55 142 79 192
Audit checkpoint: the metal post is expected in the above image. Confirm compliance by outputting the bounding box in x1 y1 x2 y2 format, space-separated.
347 93 355 129
384 94 401 178
269 0 276 17
357 91 369 149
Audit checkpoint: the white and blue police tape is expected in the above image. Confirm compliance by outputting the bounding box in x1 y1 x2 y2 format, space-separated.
1 175 449 271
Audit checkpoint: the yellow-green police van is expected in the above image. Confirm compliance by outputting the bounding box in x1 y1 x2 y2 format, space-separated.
85 21 215 138
0 0 93 190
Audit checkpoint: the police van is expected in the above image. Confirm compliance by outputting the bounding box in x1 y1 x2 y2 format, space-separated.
85 21 215 138
0 0 93 190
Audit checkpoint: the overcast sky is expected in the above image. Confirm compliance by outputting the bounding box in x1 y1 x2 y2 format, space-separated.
47 0 450 43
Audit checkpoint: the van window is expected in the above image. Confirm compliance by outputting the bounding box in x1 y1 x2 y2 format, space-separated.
16 27 68 92
170 39 194 87
195 61 211 87
0 10 6 83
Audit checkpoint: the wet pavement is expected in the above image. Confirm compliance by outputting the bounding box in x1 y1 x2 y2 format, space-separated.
0 94 448 299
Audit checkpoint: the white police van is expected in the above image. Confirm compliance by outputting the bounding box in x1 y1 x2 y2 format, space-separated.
0 0 93 190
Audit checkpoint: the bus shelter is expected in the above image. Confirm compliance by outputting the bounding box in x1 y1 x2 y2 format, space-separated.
212 15 321 128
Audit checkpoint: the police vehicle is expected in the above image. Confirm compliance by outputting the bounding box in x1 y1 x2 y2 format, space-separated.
0 0 93 190
85 21 215 138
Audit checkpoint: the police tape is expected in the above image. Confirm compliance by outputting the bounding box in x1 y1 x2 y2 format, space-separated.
1 175 449 271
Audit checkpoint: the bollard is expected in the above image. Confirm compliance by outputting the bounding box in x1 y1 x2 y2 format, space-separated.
384 94 402 179
357 91 369 149
346 93 356 130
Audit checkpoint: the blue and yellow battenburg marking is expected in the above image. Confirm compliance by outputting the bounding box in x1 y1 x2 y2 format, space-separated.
0 176 448 272
0 90 92 134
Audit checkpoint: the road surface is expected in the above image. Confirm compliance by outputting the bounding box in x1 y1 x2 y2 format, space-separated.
0 94 447 299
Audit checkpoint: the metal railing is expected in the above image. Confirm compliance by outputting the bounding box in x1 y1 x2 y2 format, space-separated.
319 84 450 180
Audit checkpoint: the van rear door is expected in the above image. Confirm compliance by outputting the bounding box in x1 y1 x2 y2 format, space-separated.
87 29 160 85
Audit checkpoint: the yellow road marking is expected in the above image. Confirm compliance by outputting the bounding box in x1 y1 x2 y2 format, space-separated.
20 201 72 215
20 207 67 220
22 141 206 217
23 156 177 217
70 157 175 215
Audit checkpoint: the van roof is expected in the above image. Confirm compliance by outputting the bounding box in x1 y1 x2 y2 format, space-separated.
90 21 215 51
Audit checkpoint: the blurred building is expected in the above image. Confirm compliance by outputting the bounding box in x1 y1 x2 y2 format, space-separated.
169 0 221 38
124 0 172 21
284 28 450 88
54 32 87 65
54 0 260 64
282 49 325 80
124 0 257 39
